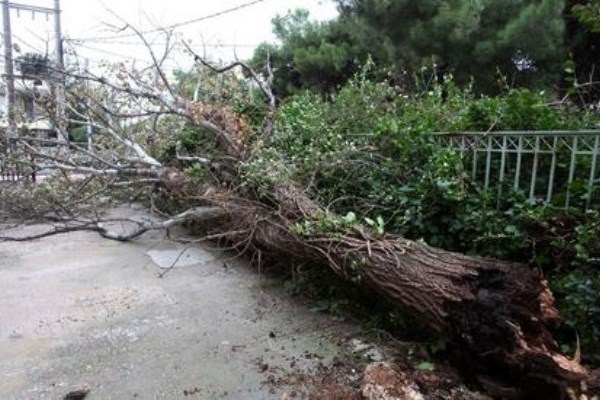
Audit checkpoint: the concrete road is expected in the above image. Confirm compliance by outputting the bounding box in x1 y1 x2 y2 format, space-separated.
0 207 358 399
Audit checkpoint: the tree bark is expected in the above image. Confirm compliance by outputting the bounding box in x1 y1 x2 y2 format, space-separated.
160 171 586 398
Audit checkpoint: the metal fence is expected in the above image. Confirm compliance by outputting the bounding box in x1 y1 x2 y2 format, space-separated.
434 130 600 209
0 154 36 183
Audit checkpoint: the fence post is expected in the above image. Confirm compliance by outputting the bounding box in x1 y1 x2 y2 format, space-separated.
514 136 523 191
546 137 558 204
497 136 507 207
529 136 540 201
484 136 492 190
566 137 579 208
586 136 599 209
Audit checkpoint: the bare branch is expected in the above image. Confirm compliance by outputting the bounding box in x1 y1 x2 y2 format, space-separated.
0 207 225 242
176 155 212 164
182 41 276 139
109 179 160 187
103 9 177 101
58 68 185 115
40 163 160 178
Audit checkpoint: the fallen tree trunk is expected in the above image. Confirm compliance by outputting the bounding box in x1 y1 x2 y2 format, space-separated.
148 100 590 397
3 164 585 396
159 167 587 397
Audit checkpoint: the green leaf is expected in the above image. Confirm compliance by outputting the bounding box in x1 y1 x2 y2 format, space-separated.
504 225 519 235
342 211 357 225
416 361 435 371
436 179 452 190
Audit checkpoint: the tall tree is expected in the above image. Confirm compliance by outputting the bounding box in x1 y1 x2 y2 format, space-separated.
253 1 566 96
251 9 370 97
564 0 600 102
337 0 566 92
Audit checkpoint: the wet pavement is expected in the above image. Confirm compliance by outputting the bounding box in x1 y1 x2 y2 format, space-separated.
0 206 360 399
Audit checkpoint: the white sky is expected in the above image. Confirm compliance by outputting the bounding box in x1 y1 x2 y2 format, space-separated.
5 0 338 71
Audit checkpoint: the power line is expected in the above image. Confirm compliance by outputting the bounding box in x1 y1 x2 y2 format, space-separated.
12 33 47 54
67 43 192 71
71 0 266 42
77 39 260 48
24 27 52 45
70 56 184 71
68 42 150 63
68 39 193 61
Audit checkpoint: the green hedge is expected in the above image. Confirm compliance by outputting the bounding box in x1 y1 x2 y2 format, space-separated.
242 72 600 364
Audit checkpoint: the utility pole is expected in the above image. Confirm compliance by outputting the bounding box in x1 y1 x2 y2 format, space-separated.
53 0 63 68
53 0 67 147
2 0 16 150
84 59 93 151
2 1 66 149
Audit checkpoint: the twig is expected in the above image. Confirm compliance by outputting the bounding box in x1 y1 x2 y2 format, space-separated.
156 245 191 278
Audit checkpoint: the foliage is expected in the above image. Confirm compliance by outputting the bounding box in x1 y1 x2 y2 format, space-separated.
172 66 266 128
178 124 215 154
0 175 115 221
250 9 368 97
247 71 600 364
69 125 88 144
572 1 600 32
552 268 600 363
564 0 600 102
252 1 566 97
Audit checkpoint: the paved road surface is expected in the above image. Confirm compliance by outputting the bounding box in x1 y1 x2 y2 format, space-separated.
0 206 358 399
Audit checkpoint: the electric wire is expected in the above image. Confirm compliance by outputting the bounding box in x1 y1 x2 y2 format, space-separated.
76 39 260 48
71 0 266 42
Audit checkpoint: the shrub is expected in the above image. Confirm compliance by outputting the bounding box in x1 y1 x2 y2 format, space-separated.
250 71 600 364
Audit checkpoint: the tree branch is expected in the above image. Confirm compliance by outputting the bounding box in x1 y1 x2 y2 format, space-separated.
0 207 225 242
182 41 276 139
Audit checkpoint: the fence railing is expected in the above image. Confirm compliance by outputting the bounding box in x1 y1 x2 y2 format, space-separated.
433 130 600 209
0 154 36 183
